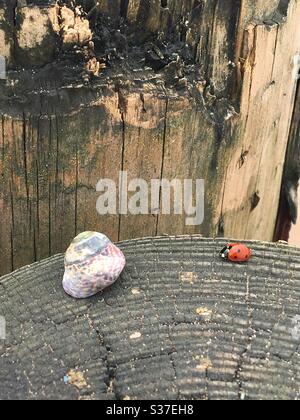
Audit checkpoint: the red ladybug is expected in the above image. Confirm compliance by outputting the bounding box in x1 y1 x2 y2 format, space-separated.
220 243 252 263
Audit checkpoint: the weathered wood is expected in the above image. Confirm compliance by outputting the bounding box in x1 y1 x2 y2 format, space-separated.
0 1 15 67
275 80 300 245
1 237 300 400
0 1 300 275
220 0 300 241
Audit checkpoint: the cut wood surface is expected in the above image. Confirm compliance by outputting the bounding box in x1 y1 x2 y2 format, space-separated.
0 1 300 275
1 237 300 400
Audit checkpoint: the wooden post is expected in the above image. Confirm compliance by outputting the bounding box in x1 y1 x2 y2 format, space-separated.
1 237 300 400
0 0 300 275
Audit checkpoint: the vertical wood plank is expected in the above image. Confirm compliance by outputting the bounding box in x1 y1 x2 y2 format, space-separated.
119 88 166 240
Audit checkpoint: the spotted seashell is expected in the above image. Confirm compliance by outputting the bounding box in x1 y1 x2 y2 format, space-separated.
63 232 126 299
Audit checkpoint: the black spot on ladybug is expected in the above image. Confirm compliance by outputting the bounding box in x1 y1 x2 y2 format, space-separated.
237 249 241 253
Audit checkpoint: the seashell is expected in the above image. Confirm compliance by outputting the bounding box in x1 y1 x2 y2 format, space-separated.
63 232 126 299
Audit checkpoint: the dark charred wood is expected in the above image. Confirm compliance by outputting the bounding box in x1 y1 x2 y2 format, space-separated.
1 237 300 400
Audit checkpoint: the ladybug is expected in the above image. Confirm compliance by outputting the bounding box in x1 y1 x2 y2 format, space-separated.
220 243 252 263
